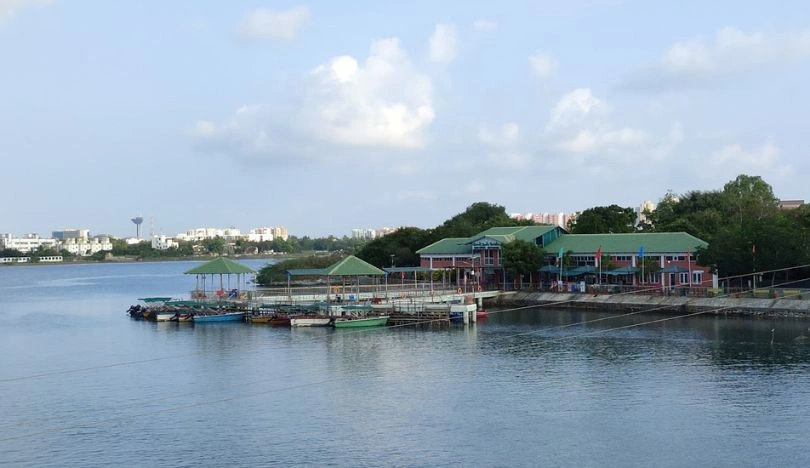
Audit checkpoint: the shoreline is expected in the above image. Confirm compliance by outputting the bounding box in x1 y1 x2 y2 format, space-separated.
0 254 290 267
495 291 810 319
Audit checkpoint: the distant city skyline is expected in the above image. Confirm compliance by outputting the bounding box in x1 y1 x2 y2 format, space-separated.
2 1 806 238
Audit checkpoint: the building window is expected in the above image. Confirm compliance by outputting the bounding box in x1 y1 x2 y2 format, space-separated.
679 272 689 284
692 271 703 284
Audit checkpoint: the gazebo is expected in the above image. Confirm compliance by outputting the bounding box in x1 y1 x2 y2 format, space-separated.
185 257 256 300
285 255 386 300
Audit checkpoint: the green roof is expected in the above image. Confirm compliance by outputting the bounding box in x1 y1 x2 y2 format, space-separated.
416 237 472 255
475 225 559 242
184 257 256 275
544 232 707 254
418 226 562 255
322 255 385 276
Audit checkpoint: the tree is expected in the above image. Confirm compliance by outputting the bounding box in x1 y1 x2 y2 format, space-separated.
646 190 725 243
255 253 342 285
432 202 533 239
202 236 226 255
569 205 636 234
502 240 544 282
356 227 432 268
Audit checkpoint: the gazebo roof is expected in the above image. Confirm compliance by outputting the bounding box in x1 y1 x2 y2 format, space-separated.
322 255 385 276
184 257 256 275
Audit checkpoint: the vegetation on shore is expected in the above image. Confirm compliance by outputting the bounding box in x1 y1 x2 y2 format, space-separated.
6 174 809 284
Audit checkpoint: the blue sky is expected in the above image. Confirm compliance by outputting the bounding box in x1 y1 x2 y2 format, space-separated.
2 1 808 238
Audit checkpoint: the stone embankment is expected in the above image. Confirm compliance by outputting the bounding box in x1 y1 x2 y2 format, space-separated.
496 291 810 319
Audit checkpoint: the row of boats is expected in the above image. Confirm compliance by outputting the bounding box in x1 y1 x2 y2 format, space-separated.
125 298 390 328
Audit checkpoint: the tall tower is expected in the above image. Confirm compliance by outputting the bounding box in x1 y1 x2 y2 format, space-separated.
131 215 144 239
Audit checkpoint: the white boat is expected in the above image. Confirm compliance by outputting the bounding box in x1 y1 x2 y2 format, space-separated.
154 311 177 322
289 316 333 327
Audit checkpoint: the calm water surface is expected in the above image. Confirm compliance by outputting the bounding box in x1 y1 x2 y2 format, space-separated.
2 261 810 467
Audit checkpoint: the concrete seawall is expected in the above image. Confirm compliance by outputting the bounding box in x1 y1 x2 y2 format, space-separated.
495 291 810 318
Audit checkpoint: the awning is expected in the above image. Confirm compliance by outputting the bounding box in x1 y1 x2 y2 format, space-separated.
605 266 640 276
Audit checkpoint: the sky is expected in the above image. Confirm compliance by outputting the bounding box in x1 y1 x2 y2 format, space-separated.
2 1 809 238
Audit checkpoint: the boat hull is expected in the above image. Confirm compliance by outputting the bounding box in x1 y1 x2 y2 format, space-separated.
290 317 332 327
333 316 389 328
155 312 177 322
193 312 245 323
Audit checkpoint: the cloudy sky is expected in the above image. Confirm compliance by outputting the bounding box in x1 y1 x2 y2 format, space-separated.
2 1 808 238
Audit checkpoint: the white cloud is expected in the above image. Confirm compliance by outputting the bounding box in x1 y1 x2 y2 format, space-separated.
193 120 216 138
529 52 558 78
547 88 606 131
0 0 49 21
240 5 310 40
556 127 647 153
707 143 792 178
429 23 458 63
473 19 498 32
194 37 435 161
625 27 810 88
546 88 647 155
304 38 434 148
478 122 519 147
479 122 529 168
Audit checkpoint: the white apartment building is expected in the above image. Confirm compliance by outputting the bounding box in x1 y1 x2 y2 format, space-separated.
0 233 59 253
52 229 90 240
175 226 289 243
61 235 113 256
352 228 377 240
1 231 112 256
246 227 275 242
636 200 657 226
151 235 179 250
509 212 577 229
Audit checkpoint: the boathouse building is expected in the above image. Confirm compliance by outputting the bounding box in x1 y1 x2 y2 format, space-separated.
417 226 713 290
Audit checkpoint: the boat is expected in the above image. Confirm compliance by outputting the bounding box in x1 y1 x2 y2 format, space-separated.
289 315 333 327
476 309 488 319
192 311 245 323
267 315 291 326
154 310 178 322
333 315 389 328
174 312 194 322
249 314 274 324
127 297 175 321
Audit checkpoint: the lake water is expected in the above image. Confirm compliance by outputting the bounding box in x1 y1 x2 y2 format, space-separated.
2 261 810 467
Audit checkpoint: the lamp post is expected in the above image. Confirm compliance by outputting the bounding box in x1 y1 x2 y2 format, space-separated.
390 254 395 268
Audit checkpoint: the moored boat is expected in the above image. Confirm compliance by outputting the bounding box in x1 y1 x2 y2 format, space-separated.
333 315 389 328
192 311 245 323
154 310 178 322
289 315 333 327
249 314 274 324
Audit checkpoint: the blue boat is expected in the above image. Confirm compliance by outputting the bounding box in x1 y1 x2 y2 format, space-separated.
192 311 245 323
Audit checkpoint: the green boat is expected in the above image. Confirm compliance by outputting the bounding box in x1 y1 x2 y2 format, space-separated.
333 316 389 328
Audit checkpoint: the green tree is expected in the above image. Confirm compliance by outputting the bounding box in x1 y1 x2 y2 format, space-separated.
202 236 226 255
502 240 544 282
569 205 636 234
646 190 725 243
356 227 432 268
432 202 533 239
255 253 342 285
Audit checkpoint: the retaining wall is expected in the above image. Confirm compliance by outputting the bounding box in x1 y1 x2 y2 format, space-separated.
495 291 810 318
